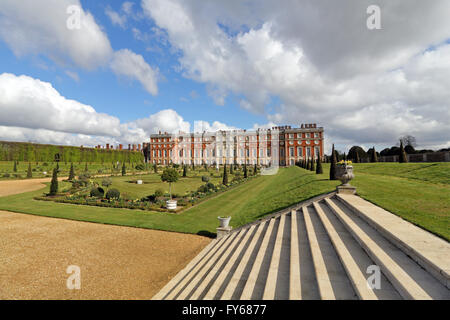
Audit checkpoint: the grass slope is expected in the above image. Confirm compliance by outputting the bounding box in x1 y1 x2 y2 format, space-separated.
0 163 448 240
0 167 337 236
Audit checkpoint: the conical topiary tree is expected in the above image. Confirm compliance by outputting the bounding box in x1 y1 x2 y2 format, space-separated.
27 162 32 178
154 164 158 174
244 164 248 179
122 162 126 176
85 162 88 172
13 160 17 172
310 157 315 171
316 157 323 174
230 164 234 174
182 165 187 177
306 158 310 170
371 146 378 163
330 144 337 180
399 140 408 163
254 164 257 175
68 163 75 180
223 163 228 185
49 168 58 196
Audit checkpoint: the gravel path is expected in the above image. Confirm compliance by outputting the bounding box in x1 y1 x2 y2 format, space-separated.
0 176 211 299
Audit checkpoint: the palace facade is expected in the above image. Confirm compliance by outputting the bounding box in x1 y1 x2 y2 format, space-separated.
143 124 324 167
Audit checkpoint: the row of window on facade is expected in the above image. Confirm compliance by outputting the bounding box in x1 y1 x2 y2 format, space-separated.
151 132 320 144
152 146 320 159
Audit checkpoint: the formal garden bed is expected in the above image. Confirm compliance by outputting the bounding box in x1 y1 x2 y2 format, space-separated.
34 164 260 213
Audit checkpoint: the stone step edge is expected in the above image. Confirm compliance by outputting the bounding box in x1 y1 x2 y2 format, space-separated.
335 194 450 290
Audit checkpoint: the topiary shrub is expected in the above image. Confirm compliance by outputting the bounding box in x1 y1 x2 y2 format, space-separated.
90 187 105 198
154 188 164 197
201 175 210 182
135 164 145 170
105 188 120 200
3 173 10 178
102 178 112 188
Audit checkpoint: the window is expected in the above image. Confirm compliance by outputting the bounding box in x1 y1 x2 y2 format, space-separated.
297 147 302 157
306 133 310 138
290 147 294 157
289 134 294 139
267 149 271 157
280 148 285 156
315 147 320 158
253 149 256 157
314 133 319 138
306 147 311 157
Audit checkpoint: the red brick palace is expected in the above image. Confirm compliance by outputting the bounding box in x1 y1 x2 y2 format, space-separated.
142 124 324 167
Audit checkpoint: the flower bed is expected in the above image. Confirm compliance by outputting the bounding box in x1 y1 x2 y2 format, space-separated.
34 173 259 213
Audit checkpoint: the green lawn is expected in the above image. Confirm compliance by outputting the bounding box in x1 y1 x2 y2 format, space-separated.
0 163 448 240
92 171 223 200
0 167 338 236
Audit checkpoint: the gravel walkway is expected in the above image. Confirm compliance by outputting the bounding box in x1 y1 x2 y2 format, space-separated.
0 177 211 299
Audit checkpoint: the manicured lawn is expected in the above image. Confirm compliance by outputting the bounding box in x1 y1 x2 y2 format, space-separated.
0 162 448 240
93 171 223 200
0 167 338 235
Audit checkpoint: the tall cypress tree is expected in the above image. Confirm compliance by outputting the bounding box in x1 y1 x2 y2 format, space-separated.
244 164 248 179
310 157 315 171
371 146 378 163
223 163 228 185
254 164 257 175
13 160 17 172
399 140 408 163
306 158 310 170
122 162 126 176
330 144 337 180
316 157 323 174
68 163 75 180
182 165 187 177
154 164 158 174
85 162 88 172
355 152 360 163
49 168 58 196
27 162 32 178
230 163 234 174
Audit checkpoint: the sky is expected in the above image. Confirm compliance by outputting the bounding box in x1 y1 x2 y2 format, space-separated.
0 0 449 154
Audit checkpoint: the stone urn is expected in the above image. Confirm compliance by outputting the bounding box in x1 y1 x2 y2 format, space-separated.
136 180 143 185
218 216 231 228
335 164 354 186
166 199 177 210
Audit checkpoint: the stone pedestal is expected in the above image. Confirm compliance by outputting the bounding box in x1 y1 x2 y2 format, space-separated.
337 185 357 195
216 226 232 239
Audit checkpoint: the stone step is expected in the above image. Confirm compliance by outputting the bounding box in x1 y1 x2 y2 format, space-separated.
314 201 401 300
175 231 240 300
151 236 220 300
219 221 267 300
263 214 287 299
190 227 250 300
303 205 357 300
325 197 450 300
289 210 302 300
240 218 277 300
164 231 235 300
336 193 450 290
203 224 257 300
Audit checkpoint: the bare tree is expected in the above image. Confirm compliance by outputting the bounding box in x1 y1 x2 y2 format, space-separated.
398 135 417 147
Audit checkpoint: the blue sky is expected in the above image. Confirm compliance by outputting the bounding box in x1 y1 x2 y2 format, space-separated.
0 0 449 152
0 1 267 128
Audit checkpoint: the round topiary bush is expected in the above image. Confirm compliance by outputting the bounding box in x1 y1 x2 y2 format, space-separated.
154 188 164 197
90 187 105 198
201 175 210 182
105 188 120 200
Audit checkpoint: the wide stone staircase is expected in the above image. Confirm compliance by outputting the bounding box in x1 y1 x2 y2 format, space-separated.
152 193 450 300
